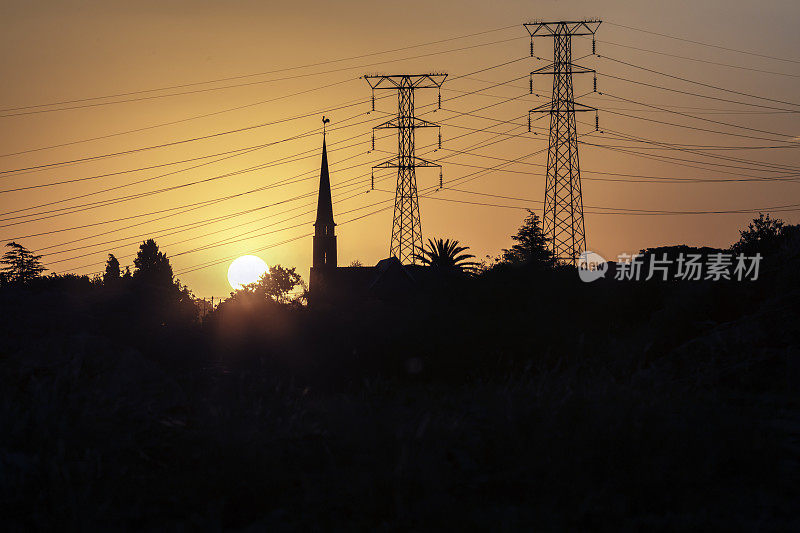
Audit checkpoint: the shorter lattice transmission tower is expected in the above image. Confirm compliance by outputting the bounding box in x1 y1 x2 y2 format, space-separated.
364 74 446 264
526 20 601 265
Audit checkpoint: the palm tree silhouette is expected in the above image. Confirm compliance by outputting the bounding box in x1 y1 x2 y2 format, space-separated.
415 238 479 275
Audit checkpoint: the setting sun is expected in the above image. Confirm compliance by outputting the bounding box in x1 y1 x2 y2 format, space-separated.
227 255 269 291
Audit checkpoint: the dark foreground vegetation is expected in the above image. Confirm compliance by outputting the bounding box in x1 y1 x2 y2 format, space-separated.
1 213 798 530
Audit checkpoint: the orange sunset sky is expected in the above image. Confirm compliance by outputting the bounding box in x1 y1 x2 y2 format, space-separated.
1 0 799 297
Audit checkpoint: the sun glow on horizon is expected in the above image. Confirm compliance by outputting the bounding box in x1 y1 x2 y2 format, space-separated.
227 255 269 291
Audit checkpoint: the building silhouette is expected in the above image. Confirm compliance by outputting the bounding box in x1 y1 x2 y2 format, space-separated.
312 133 337 270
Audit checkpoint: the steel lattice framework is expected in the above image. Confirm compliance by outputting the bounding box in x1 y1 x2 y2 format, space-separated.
525 20 601 265
364 74 446 264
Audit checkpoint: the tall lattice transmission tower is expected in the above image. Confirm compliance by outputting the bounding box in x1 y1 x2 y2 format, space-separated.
364 74 446 264
526 20 601 265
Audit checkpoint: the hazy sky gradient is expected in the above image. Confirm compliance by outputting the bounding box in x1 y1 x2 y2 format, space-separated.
1 0 798 296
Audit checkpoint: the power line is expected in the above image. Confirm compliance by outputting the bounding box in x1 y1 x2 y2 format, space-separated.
6 74 534 229
171 190 389 259
0 98 370 176
582 139 800 179
605 21 800 65
0 35 523 119
599 54 800 109
3 77 527 226
72 169 406 275
587 125 800 173
598 105 800 144
0 143 304 194
587 139 800 150
1 56 530 179
438 104 800 179
600 40 800 78
170 161 502 277
4 139 381 237
1 140 321 226
29 93 780 227
2 111 376 219
598 90 795 140
579 123 800 176
38 147 381 257
114 124 524 266
0 78 360 158
42 150 388 261
432 187 800 215
1 24 519 113
439 97 800 181
438 157 800 184
590 73 799 112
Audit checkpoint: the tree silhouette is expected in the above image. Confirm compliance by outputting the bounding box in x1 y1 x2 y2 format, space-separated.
241 265 304 305
104 254 121 284
266 266 303 304
500 210 553 268
127 239 198 327
133 239 174 289
415 237 479 275
731 213 786 256
1 242 46 283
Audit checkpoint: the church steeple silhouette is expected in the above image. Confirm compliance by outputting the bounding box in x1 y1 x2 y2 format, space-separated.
313 121 337 269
